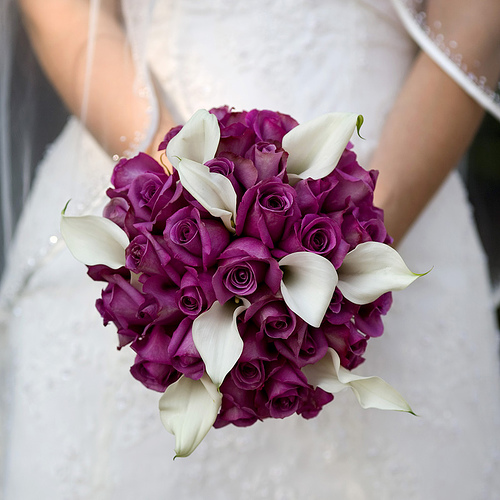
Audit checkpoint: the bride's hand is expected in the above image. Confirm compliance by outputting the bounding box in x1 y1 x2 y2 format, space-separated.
17 0 174 160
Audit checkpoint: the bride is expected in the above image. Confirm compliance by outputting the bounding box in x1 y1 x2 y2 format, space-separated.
2 0 500 498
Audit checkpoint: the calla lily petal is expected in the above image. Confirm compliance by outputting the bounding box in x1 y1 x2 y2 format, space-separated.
159 374 222 458
192 299 248 387
302 348 414 413
166 109 220 169
279 252 338 328
176 158 237 232
60 213 128 268
337 241 421 305
282 112 359 180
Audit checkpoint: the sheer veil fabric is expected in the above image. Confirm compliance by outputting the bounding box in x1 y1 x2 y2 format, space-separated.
1 0 500 499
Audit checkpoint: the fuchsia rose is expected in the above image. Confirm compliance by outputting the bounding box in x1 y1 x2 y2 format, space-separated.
130 357 180 392
235 177 300 247
130 325 180 392
277 214 350 268
96 274 153 347
167 317 205 380
244 294 299 340
245 108 298 143
176 268 216 317
230 324 275 391
110 153 166 192
354 292 392 338
245 142 288 182
262 363 310 419
297 387 334 419
214 377 260 428
125 232 171 276
164 206 230 269
158 125 182 151
212 238 282 304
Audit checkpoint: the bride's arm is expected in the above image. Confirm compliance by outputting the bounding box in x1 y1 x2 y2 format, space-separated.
372 0 500 245
17 0 173 159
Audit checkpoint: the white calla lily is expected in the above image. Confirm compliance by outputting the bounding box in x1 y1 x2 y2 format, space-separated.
175 158 237 232
282 112 360 180
337 241 421 305
192 299 248 387
279 252 338 328
60 211 128 268
302 348 414 413
159 373 222 458
166 109 220 169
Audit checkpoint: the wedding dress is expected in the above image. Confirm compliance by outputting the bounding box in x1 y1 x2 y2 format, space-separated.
1 1 500 499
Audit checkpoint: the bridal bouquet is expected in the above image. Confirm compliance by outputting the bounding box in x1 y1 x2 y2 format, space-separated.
61 107 420 457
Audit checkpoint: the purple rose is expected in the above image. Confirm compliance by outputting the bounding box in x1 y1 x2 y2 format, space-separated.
103 197 129 230
215 376 260 428
244 294 298 340
354 292 392 338
230 324 276 390
164 206 230 269
131 324 171 364
323 322 367 370
245 109 298 143
325 289 359 325
127 172 169 221
125 232 171 276
167 317 205 380
141 275 185 325
297 387 334 419
130 356 180 392
211 107 257 157
95 274 151 347
150 170 186 225
176 267 216 317
158 125 183 151
277 214 350 268
110 153 166 191
264 363 310 419
219 152 258 190
293 173 340 215
205 156 242 198
245 142 288 182
235 177 300 247
212 238 282 304
274 323 329 368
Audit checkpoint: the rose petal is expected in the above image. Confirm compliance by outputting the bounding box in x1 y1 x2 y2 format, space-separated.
338 242 422 305
176 158 237 232
192 299 248 387
302 348 414 413
282 112 359 180
279 252 338 328
166 109 220 169
60 212 129 268
159 374 222 458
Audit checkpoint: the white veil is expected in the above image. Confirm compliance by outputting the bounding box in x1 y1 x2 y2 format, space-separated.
391 0 500 120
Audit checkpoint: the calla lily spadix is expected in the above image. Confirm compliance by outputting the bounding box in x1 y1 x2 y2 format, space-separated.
302 348 415 413
166 109 220 169
279 252 337 328
337 241 422 305
159 373 222 458
192 299 249 388
60 208 128 269
282 112 360 181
